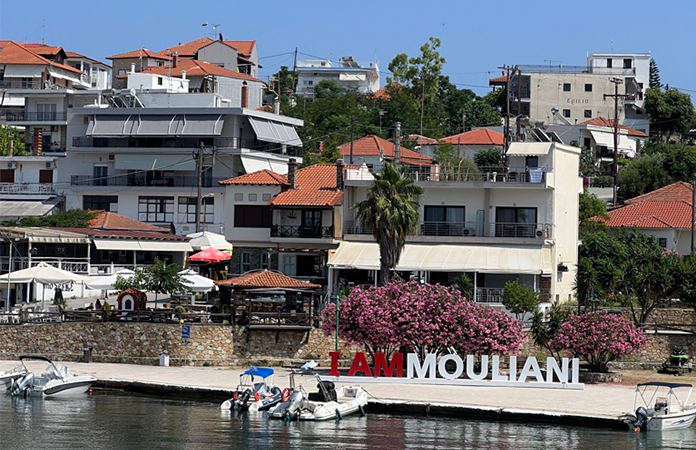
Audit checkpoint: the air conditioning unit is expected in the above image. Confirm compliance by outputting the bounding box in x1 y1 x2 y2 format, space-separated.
7 163 17 169
108 154 115 161
45 161 56 169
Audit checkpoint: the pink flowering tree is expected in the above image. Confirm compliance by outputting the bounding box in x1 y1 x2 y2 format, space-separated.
451 303 525 355
549 310 647 373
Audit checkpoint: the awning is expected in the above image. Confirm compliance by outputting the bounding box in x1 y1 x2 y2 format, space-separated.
329 242 552 274
114 154 196 171
48 67 81 83
248 117 302 147
240 155 291 175
87 114 222 136
506 143 552 156
93 239 192 252
339 73 366 82
93 239 141 251
87 115 131 136
3 65 44 78
181 114 223 135
590 130 636 156
0 201 58 219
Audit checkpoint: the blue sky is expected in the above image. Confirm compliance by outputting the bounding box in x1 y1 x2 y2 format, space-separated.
1 0 694 97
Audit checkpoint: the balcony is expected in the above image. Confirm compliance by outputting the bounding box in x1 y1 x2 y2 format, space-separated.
0 110 67 122
0 183 57 196
344 220 552 240
72 136 280 152
406 166 548 184
475 287 550 304
271 225 334 239
71 175 226 188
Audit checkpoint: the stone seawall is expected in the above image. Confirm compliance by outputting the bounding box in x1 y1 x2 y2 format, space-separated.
0 323 359 366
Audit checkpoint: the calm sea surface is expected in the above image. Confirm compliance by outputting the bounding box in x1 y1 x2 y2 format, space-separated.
1 391 695 450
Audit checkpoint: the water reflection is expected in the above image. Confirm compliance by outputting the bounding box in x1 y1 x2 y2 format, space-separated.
1 392 695 449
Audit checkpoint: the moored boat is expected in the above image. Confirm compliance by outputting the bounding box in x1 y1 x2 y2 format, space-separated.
620 381 696 431
0 365 27 390
9 356 96 397
220 366 282 412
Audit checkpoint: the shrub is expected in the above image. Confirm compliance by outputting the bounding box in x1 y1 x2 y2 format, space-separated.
501 280 540 319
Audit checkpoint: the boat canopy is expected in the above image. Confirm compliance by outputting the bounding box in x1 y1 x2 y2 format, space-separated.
637 381 693 389
243 366 274 379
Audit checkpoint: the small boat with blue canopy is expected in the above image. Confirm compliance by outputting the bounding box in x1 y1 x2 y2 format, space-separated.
620 381 696 432
220 366 282 412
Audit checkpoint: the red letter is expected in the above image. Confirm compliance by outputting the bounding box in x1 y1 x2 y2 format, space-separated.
374 353 403 377
328 352 340 376
347 352 373 377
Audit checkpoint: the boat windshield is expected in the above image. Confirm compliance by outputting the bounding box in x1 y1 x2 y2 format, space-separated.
44 363 72 380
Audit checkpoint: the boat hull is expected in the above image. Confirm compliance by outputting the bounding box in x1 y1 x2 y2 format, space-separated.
270 386 368 421
0 371 26 389
647 410 696 431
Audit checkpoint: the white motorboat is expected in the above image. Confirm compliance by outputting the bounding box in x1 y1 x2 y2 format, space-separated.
269 373 368 421
620 381 696 431
9 356 97 397
220 366 282 412
0 364 27 389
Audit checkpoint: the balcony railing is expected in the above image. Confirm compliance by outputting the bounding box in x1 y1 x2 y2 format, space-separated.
0 183 57 195
0 110 67 122
72 137 284 152
344 220 552 239
71 175 226 188
404 166 548 184
0 80 70 90
271 225 334 239
475 287 550 304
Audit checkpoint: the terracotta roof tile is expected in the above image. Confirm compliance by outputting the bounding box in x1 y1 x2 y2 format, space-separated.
219 169 289 186
162 37 215 57
89 211 169 232
625 182 693 205
141 59 263 83
223 40 255 57
56 228 189 240
407 134 438 145
0 41 82 74
440 128 504 146
269 164 344 207
107 48 172 60
22 43 63 56
216 269 320 289
489 75 508 85
337 135 433 166
64 51 110 67
581 117 648 137
599 200 694 229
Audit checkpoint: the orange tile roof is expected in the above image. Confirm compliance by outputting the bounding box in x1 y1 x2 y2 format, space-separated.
599 201 694 229
440 128 504 146
223 40 255 57
407 134 438 145
64 50 110 67
107 48 171 60
0 40 82 74
140 59 263 83
216 269 320 289
337 135 433 166
489 75 508 85
162 37 215 57
269 164 344 207
22 43 63 56
581 117 648 137
89 211 169 232
625 182 693 205
219 169 289 186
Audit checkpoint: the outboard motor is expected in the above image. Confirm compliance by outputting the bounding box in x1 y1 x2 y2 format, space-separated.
11 373 33 397
237 388 252 412
284 390 305 421
634 406 649 431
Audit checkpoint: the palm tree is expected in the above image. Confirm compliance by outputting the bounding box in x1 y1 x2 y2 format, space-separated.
355 163 424 285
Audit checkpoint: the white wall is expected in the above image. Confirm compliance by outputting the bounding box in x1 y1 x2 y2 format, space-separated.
223 184 280 245
127 73 189 92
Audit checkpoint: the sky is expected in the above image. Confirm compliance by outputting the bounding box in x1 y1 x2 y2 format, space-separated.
0 0 694 97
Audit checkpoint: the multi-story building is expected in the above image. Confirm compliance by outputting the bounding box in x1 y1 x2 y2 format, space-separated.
61 78 303 236
337 135 432 171
296 57 380 98
502 52 651 135
419 128 505 160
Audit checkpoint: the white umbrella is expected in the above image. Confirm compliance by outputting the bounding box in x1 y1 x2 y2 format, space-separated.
0 262 86 284
178 269 215 293
85 269 135 291
186 231 233 251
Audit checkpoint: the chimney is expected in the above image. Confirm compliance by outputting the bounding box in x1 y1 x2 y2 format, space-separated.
130 62 136 74
288 158 297 188
33 128 43 156
172 52 178 68
181 70 187 80
336 159 344 191
394 121 401 164
241 81 249 108
7 136 13 157
274 96 280 115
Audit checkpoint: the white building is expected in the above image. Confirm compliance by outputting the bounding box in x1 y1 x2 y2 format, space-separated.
296 56 380 98
60 87 303 236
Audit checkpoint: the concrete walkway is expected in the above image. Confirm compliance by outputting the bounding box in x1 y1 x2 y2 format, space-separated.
0 359 638 426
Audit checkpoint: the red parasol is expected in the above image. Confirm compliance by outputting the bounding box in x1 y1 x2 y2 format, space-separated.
188 247 232 264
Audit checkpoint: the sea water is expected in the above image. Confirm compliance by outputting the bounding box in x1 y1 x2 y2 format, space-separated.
1 391 695 450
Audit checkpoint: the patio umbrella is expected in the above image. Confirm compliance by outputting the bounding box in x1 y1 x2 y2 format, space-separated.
188 247 231 264
178 269 215 293
85 269 135 291
0 262 86 284
186 231 233 251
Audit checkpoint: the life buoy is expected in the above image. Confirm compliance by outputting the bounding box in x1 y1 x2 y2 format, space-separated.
281 388 291 402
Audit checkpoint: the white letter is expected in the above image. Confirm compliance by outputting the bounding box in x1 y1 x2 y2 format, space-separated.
519 357 544 383
466 355 489 381
509 356 517 382
407 353 436 379
491 355 508 381
546 357 569 384
437 354 463 380
571 358 580 384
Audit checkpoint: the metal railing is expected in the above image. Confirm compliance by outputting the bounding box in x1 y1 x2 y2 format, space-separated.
475 287 550 304
72 136 281 152
402 166 548 183
0 257 90 274
515 64 636 75
344 220 552 239
271 225 334 239
71 175 226 188
0 110 67 122
0 183 57 195
0 80 71 90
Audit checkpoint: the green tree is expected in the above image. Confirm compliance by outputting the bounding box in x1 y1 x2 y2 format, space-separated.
473 148 504 171
143 258 188 304
12 209 98 228
579 191 608 232
530 303 569 359
645 87 696 142
649 58 661 90
0 124 25 156
434 143 482 181
355 163 424 284
617 153 670 199
501 279 540 319
455 273 474 299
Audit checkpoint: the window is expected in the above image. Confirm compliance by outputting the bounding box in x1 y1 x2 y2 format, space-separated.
495 207 538 237
178 197 213 224
93 165 108 186
241 252 252 273
248 193 257 201
261 253 270 270
282 254 297 277
262 193 272 201
584 110 592 118
563 109 571 118
234 193 243 201
39 170 53 184
118 69 127 75
584 83 592 92
157 77 163 86
607 58 613 68
562 83 571 92
303 210 322 228
525 156 539 168
623 58 632 69
234 205 272 228
423 206 466 236
36 103 57 121
83 195 118 212
0 169 14 183
658 238 668 248
583 137 591 149
138 196 174 223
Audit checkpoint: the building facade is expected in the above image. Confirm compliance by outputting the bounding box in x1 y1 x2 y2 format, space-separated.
296 57 380 98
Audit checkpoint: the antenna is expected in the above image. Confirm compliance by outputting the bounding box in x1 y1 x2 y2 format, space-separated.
41 19 45 44
610 39 614 52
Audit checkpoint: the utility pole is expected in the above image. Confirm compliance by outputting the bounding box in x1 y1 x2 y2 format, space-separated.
604 77 625 207
293 47 298 72
419 82 425 135
691 176 695 254
461 112 467 133
394 122 401 165
195 143 204 233
499 65 512 153
515 67 522 141
349 117 355 165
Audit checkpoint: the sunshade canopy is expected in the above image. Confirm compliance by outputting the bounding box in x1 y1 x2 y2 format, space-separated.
178 269 215 293
243 366 274 379
0 262 85 284
186 231 233 251
188 247 231 264
637 382 693 389
85 269 135 291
